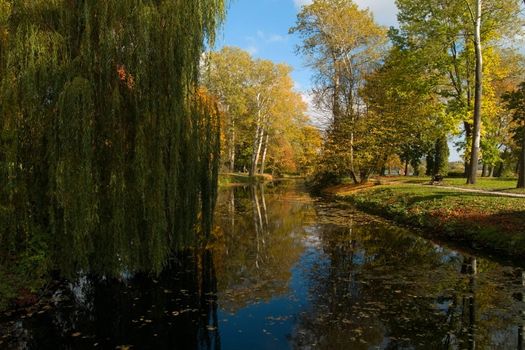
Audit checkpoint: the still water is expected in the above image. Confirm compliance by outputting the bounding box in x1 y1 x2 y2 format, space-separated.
1 181 524 349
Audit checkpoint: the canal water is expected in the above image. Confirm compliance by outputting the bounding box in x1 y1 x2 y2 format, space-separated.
1 181 524 349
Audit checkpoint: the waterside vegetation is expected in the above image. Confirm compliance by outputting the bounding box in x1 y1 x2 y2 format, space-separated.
329 176 525 259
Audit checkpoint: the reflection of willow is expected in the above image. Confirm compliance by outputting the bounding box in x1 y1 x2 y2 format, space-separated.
196 250 221 350
4 249 221 349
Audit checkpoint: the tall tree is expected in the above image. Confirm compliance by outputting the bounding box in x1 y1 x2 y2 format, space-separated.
467 0 483 184
204 47 252 172
361 39 446 180
396 0 523 182
290 0 386 184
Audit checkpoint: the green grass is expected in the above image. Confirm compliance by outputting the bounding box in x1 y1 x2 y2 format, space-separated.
442 177 525 193
340 184 525 258
218 173 272 186
378 175 525 194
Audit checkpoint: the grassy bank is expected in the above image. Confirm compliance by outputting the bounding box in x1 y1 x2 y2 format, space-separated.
334 182 525 259
218 173 273 186
377 175 525 194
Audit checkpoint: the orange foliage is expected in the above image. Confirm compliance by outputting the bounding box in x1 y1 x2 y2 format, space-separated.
116 64 135 89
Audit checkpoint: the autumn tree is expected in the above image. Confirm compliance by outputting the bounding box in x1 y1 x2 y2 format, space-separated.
203 47 252 172
204 47 316 176
291 0 387 184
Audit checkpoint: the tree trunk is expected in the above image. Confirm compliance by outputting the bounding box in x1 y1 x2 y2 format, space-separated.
464 31 473 177
229 122 236 172
332 55 341 124
250 125 263 177
229 189 235 234
251 186 262 269
360 169 370 184
350 130 358 183
481 163 487 177
518 126 525 188
495 148 506 178
467 0 483 185
260 132 269 175
249 97 265 177
404 159 409 176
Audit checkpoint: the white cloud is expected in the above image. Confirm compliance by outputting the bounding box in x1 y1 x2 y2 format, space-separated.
292 0 398 27
245 45 258 55
257 30 288 43
354 0 398 27
293 0 312 9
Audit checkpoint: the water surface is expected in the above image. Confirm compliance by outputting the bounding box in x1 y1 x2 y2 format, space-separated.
1 182 524 349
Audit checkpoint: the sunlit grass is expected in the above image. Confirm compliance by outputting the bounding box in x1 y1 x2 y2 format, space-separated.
338 184 525 258
443 177 520 191
376 175 523 193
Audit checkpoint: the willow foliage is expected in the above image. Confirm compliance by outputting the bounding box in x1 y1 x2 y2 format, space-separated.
0 0 225 275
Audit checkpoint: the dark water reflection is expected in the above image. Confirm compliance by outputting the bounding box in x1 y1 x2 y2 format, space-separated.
1 182 525 349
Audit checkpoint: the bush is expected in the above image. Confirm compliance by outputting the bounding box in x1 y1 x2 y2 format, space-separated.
447 171 465 178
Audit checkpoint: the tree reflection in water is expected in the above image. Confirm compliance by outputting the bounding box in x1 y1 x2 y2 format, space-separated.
1 182 524 349
292 202 525 349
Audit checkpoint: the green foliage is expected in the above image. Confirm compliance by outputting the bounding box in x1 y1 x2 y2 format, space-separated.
434 135 450 176
0 0 225 293
503 82 525 187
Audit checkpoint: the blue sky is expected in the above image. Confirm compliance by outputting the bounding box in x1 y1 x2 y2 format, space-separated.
216 0 398 93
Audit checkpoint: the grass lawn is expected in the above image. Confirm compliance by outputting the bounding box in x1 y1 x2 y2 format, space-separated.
337 184 525 259
443 177 525 194
377 175 525 194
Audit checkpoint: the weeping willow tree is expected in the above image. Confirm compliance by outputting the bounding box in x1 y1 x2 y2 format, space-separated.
0 0 224 276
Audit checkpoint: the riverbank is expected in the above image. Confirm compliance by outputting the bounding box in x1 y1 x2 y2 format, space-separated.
218 173 306 186
219 173 274 186
331 180 525 259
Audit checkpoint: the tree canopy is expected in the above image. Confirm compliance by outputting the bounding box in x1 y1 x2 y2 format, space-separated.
0 0 225 274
